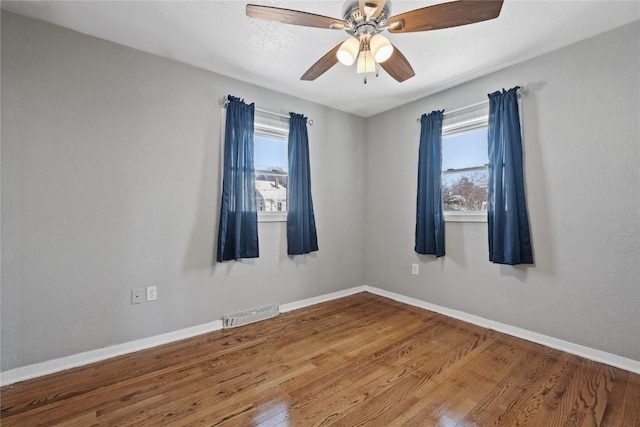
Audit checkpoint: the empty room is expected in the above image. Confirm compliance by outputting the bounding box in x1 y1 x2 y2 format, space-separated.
1 0 639 425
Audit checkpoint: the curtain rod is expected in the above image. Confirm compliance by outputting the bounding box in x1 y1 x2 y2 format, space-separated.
222 99 314 126
416 86 525 123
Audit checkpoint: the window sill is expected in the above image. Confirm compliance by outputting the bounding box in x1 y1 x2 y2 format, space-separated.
258 212 287 223
444 212 487 223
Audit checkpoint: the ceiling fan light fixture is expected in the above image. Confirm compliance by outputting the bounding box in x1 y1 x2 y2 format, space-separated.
357 49 376 74
370 34 393 63
337 37 360 66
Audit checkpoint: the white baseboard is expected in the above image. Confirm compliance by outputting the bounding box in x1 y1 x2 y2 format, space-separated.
0 286 368 387
279 286 367 313
2 284 637 386
0 320 223 387
364 286 640 375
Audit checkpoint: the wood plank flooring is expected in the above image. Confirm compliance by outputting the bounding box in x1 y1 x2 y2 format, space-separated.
1 292 639 426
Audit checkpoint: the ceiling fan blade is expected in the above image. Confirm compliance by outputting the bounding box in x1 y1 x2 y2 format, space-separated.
301 43 342 81
359 0 386 20
380 44 415 82
246 4 346 30
371 0 387 20
387 0 504 33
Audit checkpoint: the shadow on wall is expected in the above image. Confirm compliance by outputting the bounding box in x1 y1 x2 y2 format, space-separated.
513 81 555 280
183 106 222 274
287 252 318 268
416 252 446 272
440 223 467 267
500 264 534 282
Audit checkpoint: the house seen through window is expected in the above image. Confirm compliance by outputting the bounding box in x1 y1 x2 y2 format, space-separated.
254 120 288 221
441 103 489 221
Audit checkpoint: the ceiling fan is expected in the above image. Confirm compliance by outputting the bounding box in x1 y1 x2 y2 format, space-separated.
246 0 504 83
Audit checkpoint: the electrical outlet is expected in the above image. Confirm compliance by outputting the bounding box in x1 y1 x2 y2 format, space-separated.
411 263 419 275
131 288 143 304
146 286 157 302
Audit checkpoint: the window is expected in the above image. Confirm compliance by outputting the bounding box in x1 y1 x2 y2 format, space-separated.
441 103 489 222
254 116 288 222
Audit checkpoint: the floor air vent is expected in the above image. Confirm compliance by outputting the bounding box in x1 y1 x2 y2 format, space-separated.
222 304 279 328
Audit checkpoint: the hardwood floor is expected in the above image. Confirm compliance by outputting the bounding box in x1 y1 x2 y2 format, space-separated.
1 293 639 426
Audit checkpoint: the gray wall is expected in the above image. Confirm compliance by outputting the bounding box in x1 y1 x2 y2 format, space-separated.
2 10 639 373
364 21 640 361
1 11 365 371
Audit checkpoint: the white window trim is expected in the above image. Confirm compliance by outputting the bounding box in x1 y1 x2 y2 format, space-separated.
259 211 287 222
442 103 489 223
254 114 289 223
444 211 487 222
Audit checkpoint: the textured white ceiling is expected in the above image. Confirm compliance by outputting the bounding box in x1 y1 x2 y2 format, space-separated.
3 1 639 117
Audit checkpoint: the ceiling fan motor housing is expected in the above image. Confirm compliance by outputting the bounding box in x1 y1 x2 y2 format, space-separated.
343 0 391 37
338 0 395 75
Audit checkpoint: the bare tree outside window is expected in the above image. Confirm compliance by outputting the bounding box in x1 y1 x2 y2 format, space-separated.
442 171 488 211
441 126 489 215
438 102 491 219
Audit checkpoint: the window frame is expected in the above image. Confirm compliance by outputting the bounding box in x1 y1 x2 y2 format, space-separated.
441 104 490 223
254 118 289 223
